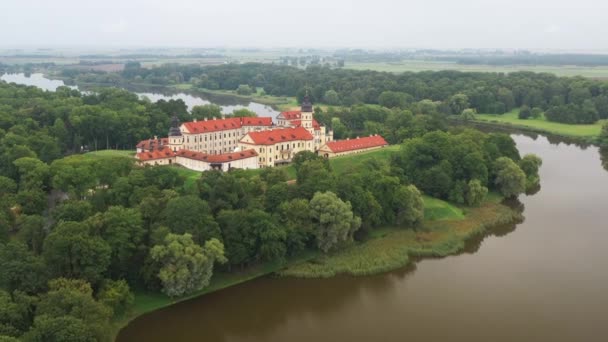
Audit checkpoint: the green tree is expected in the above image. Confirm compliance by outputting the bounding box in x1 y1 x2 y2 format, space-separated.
162 195 220 245
231 108 257 117
599 122 608 147
448 93 470 115
97 279 134 318
0 242 48 293
519 154 543 190
323 89 340 105
22 315 96 342
191 104 222 120
16 215 46 255
309 192 361 252
393 185 424 227
42 222 111 285
518 105 532 119
466 179 488 206
151 234 226 297
494 157 526 198
236 84 253 95
460 108 477 121
87 206 144 279
276 199 313 256
34 278 111 341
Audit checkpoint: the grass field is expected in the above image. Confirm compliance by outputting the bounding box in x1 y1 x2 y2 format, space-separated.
474 109 604 138
345 60 608 78
83 150 135 158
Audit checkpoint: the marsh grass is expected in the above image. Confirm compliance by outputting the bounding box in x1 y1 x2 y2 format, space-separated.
277 201 520 278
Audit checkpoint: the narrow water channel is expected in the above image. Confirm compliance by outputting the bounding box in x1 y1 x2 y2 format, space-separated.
118 134 608 342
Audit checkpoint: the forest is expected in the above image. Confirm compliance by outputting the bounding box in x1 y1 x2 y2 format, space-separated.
0 79 542 341
58 62 608 125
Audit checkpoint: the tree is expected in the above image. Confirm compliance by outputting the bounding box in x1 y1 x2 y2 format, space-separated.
97 279 134 318
309 192 361 252
191 104 222 120
519 154 543 190
151 234 226 297
323 89 340 105
600 122 608 147
236 84 253 95
22 315 96 342
231 108 257 117
518 105 532 119
0 242 48 293
448 93 470 115
494 157 526 198
460 108 477 121
162 196 220 245
393 185 424 227
42 222 111 285
378 91 407 108
466 179 488 206
277 199 313 256
17 215 46 255
35 278 111 341
87 206 144 279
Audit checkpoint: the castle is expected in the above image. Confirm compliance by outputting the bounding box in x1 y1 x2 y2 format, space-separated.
136 96 387 171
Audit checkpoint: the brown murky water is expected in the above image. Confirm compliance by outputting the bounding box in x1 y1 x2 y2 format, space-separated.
118 134 608 342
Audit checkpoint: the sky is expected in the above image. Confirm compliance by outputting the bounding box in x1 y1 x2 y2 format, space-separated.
1 0 607 51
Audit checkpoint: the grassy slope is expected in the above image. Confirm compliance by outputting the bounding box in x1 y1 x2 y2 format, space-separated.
474 109 603 138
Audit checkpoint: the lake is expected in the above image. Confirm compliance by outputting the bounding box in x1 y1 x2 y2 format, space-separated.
0 73 280 119
118 134 608 342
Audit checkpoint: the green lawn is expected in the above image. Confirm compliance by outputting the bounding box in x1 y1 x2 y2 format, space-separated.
83 150 135 158
474 110 604 138
422 195 465 221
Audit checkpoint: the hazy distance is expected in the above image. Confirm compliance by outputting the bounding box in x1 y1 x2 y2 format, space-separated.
1 0 607 51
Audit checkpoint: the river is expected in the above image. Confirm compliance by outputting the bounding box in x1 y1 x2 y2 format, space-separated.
117 134 608 342
0 73 280 119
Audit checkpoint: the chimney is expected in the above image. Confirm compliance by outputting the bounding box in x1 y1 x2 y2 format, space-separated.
193 118 197 122
221 114 226 119
204 117 208 121
154 135 158 140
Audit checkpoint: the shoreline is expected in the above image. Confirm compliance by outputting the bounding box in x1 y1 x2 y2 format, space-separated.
454 118 600 145
114 198 521 340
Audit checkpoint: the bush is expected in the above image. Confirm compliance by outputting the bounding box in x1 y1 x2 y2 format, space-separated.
518 106 532 119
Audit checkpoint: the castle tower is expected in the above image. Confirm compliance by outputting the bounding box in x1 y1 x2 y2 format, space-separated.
168 114 183 152
301 94 314 135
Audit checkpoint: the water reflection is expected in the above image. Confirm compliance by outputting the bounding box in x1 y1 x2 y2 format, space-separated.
0 73 280 118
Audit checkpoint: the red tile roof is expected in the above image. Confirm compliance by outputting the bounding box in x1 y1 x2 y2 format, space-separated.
242 127 313 145
176 149 258 163
136 147 175 161
136 138 168 150
323 135 388 153
241 117 273 126
182 117 273 134
278 110 301 120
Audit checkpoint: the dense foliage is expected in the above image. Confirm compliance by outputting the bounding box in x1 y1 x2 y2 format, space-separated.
0 76 540 340
62 62 608 125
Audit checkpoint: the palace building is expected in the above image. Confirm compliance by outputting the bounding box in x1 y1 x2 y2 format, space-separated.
136 96 386 171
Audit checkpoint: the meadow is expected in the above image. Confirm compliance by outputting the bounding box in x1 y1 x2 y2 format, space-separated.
474 109 604 138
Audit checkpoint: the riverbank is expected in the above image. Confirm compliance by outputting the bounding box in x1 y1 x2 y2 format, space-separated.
278 195 519 278
470 110 603 143
115 192 520 340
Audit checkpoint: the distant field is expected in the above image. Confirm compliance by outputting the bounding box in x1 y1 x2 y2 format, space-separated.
345 60 608 78
474 110 603 138
84 150 135 158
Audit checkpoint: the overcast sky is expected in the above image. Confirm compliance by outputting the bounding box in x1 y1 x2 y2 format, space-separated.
1 0 607 50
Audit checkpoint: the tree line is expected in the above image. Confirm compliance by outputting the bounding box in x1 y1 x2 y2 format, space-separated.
60 62 608 125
